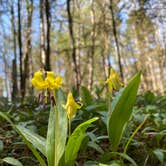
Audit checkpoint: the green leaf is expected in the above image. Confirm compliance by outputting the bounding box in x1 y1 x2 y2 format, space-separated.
99 164 121 166
153 149 165 164
0 112 47 166
88 141 104 154
83 161 98 166
56 90 68 165
0 140 4 152
46 106 55 166
85 103 106 111
100 152 137 166
80 86 93 105
108 72 141 151
108 163 121 166
16 125 46 156
65 117 99 166
2 157 23 166
46 89 68 166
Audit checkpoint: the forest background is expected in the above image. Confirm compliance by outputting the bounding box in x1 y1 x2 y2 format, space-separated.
0 0 165 100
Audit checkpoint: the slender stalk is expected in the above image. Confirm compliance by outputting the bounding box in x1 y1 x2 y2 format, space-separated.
107 90 112 115
68 119 71 137
123 115 148 155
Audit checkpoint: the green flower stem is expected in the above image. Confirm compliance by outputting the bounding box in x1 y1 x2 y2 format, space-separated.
69 119 71 137
54 93 58 166
107 90 112 115
123 115 148 155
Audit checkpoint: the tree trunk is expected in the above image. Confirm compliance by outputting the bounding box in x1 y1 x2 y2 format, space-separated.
75 0 82 86
45 0 51 71
102 0 111 80
22 0 33 97
17 0 23 98
2 53 11 100
40 0 46 68
10 2 18 100
109 0 123 80
88 0 95 90
67 0 80 89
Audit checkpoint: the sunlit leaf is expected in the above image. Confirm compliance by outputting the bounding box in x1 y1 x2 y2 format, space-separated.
65 117 99 166
0 112 47 166
16 125 46 156
108 72 141 151
46 89 68 166
2 157 23 166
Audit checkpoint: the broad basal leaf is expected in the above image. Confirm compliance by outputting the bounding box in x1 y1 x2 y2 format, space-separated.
108 72 141 151
16 125 46 156
65 117 99 166
46 89 68 166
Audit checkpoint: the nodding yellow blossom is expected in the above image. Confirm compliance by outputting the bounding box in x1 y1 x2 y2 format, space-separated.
105 68 123 94
45 71 62 90
63 93 83 119
31 70 62 91
31 71 47 90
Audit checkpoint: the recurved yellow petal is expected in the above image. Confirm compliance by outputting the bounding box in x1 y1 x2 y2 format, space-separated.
63 92 83 119
105 68 123 94
45 71 62 90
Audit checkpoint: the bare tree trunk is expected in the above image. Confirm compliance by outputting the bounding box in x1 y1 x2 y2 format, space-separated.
40 0 46 68
22 0 33 97
75 0 82 86
109 0 123 80
99 1 110 81
17 0 24 98
2 52 11 100
45 0 51 71
67 0 80 89
88 0 95 90
10 2 18 100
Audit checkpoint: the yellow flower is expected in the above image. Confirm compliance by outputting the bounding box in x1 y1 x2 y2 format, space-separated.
63 93 83 119
31 70 62 91
105 68 123 94
31 71 47 90
45 71 62 90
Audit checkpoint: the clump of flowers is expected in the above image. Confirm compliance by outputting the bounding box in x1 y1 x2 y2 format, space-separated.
31 70 62 105
31 70 62 90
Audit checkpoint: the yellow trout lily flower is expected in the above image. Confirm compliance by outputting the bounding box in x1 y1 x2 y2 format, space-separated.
31 71 47 90
105 68 123 94
63 92 83 119
45 71 62 90
31 70 62 91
